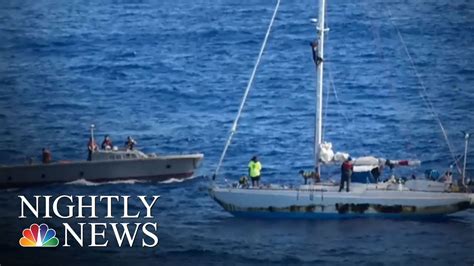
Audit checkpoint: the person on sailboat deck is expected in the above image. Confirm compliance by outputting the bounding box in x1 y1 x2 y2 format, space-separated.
125 136 137 150
339 157 353 192
299 169 321 184
248 156 262 187
42 148 52 164
101 135 113 150
438 171 453 187
87 137 98 161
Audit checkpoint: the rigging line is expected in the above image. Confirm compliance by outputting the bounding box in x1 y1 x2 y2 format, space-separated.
325 62 352 128
212 0 281 181
322 28 352 136
360 2 419 160
324 22 354 132
385 7 462 174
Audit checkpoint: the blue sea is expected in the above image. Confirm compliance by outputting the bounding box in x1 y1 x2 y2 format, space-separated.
0 0 473 265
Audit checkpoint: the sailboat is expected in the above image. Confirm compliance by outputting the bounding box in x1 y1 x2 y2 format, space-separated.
209 0 473 218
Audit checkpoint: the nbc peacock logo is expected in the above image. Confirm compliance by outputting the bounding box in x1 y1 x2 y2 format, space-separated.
19 223 59 247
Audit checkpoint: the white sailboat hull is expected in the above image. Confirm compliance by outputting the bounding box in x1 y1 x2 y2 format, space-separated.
210 184 471 218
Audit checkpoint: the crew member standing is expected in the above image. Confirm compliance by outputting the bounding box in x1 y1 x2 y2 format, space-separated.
125 136 137 150
248 156 262 187
440 170 453 189
42 148 52 164
339 157 353 192
87 137 98 161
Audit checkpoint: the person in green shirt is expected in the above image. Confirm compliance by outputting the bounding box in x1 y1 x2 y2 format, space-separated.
248 156 262 187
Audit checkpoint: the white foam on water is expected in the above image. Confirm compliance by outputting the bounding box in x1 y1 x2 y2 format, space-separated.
65 178 147 186
159 175 198 184
64 175 200 186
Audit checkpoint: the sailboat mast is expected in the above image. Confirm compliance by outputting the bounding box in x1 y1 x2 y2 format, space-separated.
314 0 326 174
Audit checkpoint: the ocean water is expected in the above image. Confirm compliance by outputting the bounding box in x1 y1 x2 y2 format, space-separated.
0 0 473 265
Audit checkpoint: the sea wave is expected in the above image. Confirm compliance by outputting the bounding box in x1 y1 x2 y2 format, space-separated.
159 175 199 184
65 178 148 186
64 176 200 186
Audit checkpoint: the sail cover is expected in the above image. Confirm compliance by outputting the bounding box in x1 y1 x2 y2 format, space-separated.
319 142 335 163
353 156 381 172
319 142 350 164
319 143 421 170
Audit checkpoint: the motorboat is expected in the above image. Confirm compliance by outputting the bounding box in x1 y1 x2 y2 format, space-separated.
0 125 203 188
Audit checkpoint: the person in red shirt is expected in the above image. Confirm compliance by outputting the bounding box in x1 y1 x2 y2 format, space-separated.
87 137 98 161
339 157 353 192
42 148 52 164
